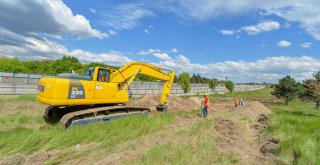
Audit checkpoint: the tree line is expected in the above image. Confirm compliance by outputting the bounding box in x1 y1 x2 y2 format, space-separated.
176 72 234 94
272 72 320 109
1 56 225 86
0 56 114 75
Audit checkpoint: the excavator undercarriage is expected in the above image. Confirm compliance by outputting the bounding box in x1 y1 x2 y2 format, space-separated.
45 105 151 128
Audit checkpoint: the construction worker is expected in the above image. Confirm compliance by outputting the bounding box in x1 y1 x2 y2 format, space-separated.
234 98 239 108
101 73 106 82
202 93 209 118
239 98 244 106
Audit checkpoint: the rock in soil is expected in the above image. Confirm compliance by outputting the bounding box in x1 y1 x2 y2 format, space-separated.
260 142 279 155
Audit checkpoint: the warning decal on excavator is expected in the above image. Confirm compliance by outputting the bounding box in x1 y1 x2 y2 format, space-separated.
68 80 85 99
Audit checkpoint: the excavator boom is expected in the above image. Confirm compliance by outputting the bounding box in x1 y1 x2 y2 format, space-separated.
110 62 175 106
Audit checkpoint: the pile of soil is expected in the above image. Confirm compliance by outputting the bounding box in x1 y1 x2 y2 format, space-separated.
215 118 239 136
129 94 203 112
0 151 58 165
260 138 280 155
234 101 271 119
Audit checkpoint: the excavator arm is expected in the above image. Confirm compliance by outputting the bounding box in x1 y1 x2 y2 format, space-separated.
109 62 175 110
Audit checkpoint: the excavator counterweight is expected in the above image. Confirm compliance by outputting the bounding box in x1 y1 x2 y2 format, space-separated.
37 62 174 128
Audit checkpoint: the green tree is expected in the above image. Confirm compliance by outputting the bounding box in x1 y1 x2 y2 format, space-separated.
0 57 29 73
134 74 157 82
314 72 320 82
190 74 196 83
272 75 299 106
209 78 218 92
49 56 82 74
173 75 178 83
225 80 234 93
301 72 320 109
178 72 191 93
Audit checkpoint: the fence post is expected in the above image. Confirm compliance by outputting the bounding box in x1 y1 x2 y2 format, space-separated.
13 73 16 94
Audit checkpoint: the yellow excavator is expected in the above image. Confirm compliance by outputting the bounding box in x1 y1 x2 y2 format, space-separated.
37 62 175 128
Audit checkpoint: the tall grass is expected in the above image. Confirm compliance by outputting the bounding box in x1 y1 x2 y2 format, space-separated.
265 102 320 164
0 113 174 156
0 113 44 131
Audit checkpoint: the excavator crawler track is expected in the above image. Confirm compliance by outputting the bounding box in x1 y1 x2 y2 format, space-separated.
60 106 150 128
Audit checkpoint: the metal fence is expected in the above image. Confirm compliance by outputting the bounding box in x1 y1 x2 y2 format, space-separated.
0 72 265 96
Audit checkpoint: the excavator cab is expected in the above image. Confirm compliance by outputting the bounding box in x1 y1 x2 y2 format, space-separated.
97 69 110 82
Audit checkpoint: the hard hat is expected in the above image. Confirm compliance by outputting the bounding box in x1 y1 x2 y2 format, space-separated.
204 93 208 96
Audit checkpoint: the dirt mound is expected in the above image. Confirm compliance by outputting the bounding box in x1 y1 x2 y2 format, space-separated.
260 136 280 155
257 114 270 125
0 151 59 165
215 118 239 136
234 101 271 119
129 94 203 112
24 151 58 165
0 154 25 165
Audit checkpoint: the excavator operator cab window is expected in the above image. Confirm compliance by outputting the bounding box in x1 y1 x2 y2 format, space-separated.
83 67 94 80
98 69 110 82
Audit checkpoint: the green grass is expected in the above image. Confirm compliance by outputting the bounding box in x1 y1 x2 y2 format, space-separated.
0 94 36 102
125 119 237 164
265 102 320 164
0 113 44 131
2 89 320 164
210 87 273 100
11 94 36 101
0 113 174 156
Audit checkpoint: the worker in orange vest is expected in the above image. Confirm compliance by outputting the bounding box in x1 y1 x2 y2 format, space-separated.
101 73 106 82
202 93 209 118
234 98 239 108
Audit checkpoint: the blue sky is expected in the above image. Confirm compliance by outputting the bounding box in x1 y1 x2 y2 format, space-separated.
0 0 320 82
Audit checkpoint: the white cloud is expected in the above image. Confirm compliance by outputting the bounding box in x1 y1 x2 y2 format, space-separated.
108 30 118 36
1 39 319 82
89 8 97 13
100 3 154 30
241 21 280 35
220 30 235 35
168 48 179 53
0 0 107 40
155 55 320 82
144 29 150 34
159 0 320 40
153 53 171 60
137 49 161 55
0 38 131 66
278 40 292 47
301 42 312 48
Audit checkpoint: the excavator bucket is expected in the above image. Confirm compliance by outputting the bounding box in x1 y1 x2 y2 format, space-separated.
156 104 168 112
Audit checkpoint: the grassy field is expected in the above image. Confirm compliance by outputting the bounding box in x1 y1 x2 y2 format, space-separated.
210 87 273 100
0 94 236 164
1 88 320 164
265 102 320 164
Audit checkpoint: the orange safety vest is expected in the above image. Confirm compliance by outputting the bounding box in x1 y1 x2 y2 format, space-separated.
234 99 239 105
204 97 209 106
